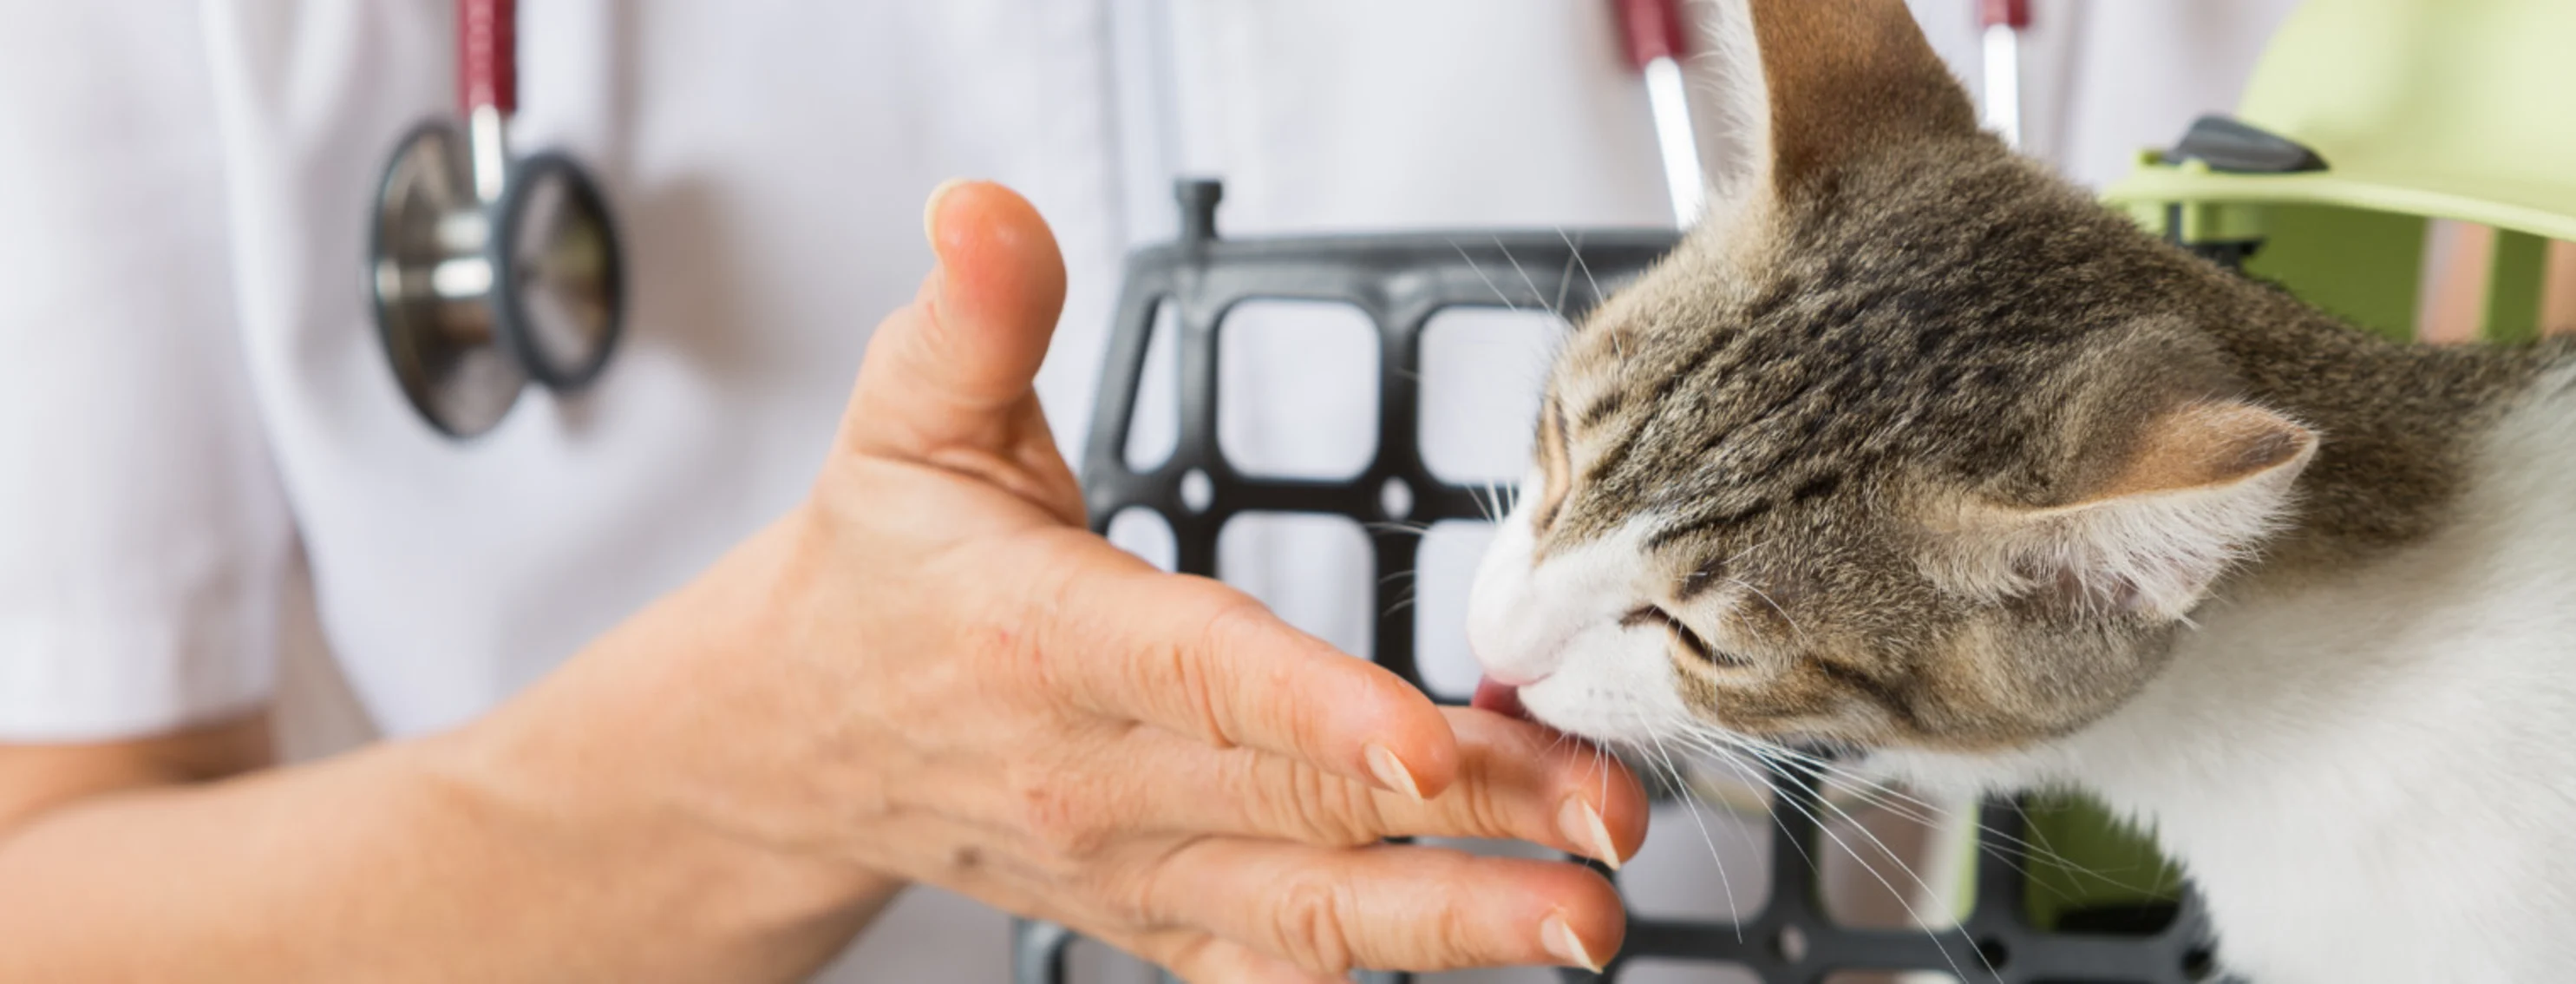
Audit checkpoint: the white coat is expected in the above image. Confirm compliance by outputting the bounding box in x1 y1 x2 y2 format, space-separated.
0 2 2300 978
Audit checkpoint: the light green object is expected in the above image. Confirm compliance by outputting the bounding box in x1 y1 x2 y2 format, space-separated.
2109 0 2576 344
1962 0 2576 929
2015 794 2187 931
2109 0 2576 242
2484 229 2551 344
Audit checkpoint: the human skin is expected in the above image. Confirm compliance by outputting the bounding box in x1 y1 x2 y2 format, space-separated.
0 181 1644 983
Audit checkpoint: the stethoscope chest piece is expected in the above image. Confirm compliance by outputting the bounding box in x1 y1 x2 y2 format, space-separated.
369 0 624 439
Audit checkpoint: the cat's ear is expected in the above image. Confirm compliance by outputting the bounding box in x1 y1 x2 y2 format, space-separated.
1925 402 2319 620
1695 0 1981 220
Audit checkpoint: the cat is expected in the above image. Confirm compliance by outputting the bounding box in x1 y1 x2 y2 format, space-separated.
1462 1 2576 981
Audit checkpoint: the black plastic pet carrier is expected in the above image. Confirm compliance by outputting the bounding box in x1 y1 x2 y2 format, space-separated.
1011 180 2224 984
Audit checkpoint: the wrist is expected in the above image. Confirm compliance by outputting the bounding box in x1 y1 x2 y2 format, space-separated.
419 713 906 972
422 515 908 967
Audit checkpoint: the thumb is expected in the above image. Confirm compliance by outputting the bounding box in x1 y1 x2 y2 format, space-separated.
841 180 1079 518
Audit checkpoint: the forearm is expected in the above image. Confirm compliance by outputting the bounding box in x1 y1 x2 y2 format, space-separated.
0 537 906 982
0 731 898 982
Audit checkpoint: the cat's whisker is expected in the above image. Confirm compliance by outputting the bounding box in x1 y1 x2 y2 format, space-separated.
1729 751 1960 918
1494 236 1551 319
1550 226 1579 321
1685 727 1834 909
1448 239 1521 313
1713 744 1986 982
1760 759 1964 839
1593 738 1612 828
1725 576 1810 646
1675 730 1969 846
1783 770 1976 851
1625 706 1746 941
1521 723 1572 764
1363 520 1434 538
1692 737 1963 839
1658 705 1823 906
1719 538 1771 571
1555 227 1606 313
1801 796 1991 980
1660 729 2004 897
1652 723 1772 883
2010 797 2169 898
1679 727 2141 895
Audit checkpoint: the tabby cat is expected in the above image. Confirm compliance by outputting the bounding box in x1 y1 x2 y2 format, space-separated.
1464 2 2576 981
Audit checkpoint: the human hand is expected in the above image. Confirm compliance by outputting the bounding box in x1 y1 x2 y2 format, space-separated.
468 181 1645 981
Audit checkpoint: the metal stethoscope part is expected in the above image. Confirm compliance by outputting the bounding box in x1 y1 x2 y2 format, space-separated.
370 0 625 438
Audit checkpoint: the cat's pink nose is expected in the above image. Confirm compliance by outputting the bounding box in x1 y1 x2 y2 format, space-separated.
1470 675 1534 722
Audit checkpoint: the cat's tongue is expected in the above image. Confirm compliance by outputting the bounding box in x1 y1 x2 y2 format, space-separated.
1470 676 1532 722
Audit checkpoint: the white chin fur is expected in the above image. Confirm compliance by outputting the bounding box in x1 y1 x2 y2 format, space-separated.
1515 635 1699 747
1465 484 1698 745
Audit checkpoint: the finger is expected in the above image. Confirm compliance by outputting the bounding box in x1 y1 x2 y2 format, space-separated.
1076 707 1645 867
842 180 1080 521
1137 840 1625 975
853 179 1063 436
1034 556 1461 802
1143 933 1345 984
1376 710 1646 866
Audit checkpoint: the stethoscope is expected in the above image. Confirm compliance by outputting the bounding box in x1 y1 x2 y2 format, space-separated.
369 0 625 438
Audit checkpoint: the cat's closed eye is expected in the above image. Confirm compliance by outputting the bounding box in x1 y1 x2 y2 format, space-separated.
1622 606 1745 667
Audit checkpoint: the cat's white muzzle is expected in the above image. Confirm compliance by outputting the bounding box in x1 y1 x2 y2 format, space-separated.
1465 498 1697 745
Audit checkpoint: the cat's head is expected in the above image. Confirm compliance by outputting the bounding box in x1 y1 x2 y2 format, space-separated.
1466 0 2318 754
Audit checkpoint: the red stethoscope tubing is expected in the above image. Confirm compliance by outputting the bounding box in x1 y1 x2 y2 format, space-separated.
458 0 518 117
1611 0 1690 69
1610 0 1700 226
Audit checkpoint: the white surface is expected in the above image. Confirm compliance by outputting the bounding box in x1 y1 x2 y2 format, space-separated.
0 0 2305 978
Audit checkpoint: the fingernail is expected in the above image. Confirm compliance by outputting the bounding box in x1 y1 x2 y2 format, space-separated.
1540 913 1601 972
922 177 971 246
1559 797 1622 871
1363 743 1422 801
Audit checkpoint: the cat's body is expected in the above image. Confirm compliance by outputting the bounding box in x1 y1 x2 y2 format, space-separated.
1462 1 2576 980
1890 361 2576 981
